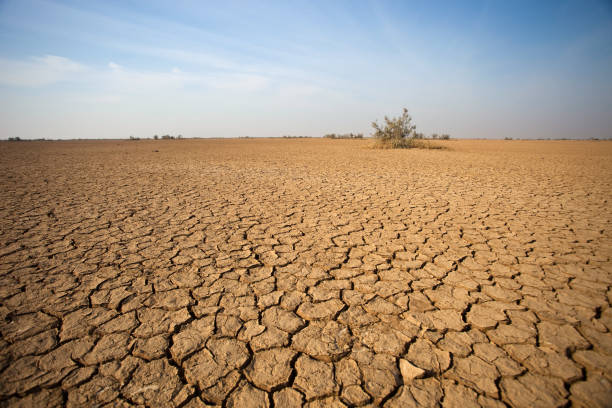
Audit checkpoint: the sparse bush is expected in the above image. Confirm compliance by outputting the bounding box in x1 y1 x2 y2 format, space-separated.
504 137 513 140
440 134 450 140
371 108 425 149
324 133 363 139
153 135 159 140
8 137 21 141
129 135 140 140
431 133 439 139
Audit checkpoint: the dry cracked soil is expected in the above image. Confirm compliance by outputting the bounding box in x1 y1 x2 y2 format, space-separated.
0 138 611 408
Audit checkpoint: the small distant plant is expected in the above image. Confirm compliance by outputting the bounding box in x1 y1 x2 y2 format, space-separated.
439 134 450 140
324 133 364 139
129 135 140 141
504 137 513 140
8 137 21 141
431 133 439 139
153 135 159 140
282 135 311 138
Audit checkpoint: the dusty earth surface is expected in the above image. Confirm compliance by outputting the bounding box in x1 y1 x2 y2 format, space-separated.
0 138 611 408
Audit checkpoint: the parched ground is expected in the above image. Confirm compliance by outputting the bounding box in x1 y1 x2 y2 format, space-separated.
0 138 611 407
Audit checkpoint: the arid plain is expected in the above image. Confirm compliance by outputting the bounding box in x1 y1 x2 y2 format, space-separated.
0 138 611 407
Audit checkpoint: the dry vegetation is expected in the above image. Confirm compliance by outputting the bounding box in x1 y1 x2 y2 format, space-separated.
323 133 364 139
0 138 611 407
371 108 445 149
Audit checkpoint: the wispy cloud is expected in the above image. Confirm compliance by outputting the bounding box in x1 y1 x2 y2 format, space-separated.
0 1 357 99
0 54 273 94
0 55 86 87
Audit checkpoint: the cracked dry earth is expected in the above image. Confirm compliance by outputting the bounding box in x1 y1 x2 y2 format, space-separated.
0 139 611 408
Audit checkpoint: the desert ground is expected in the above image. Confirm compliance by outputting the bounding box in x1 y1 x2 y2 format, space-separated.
0 138 611 407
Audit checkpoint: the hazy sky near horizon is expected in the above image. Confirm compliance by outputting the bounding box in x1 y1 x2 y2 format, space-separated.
1 0 611 139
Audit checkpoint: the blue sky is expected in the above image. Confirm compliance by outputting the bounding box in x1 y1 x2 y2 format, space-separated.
1 0 611 139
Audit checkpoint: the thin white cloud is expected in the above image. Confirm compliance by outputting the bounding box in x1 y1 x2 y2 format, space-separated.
205 73 270 92
0 54 273 93
0 54 86 87
108 44 340 90
141 47 241 71
97 65 270 93
276 83 324 98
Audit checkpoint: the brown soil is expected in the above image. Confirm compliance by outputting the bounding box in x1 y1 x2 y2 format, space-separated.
1 138 611 407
